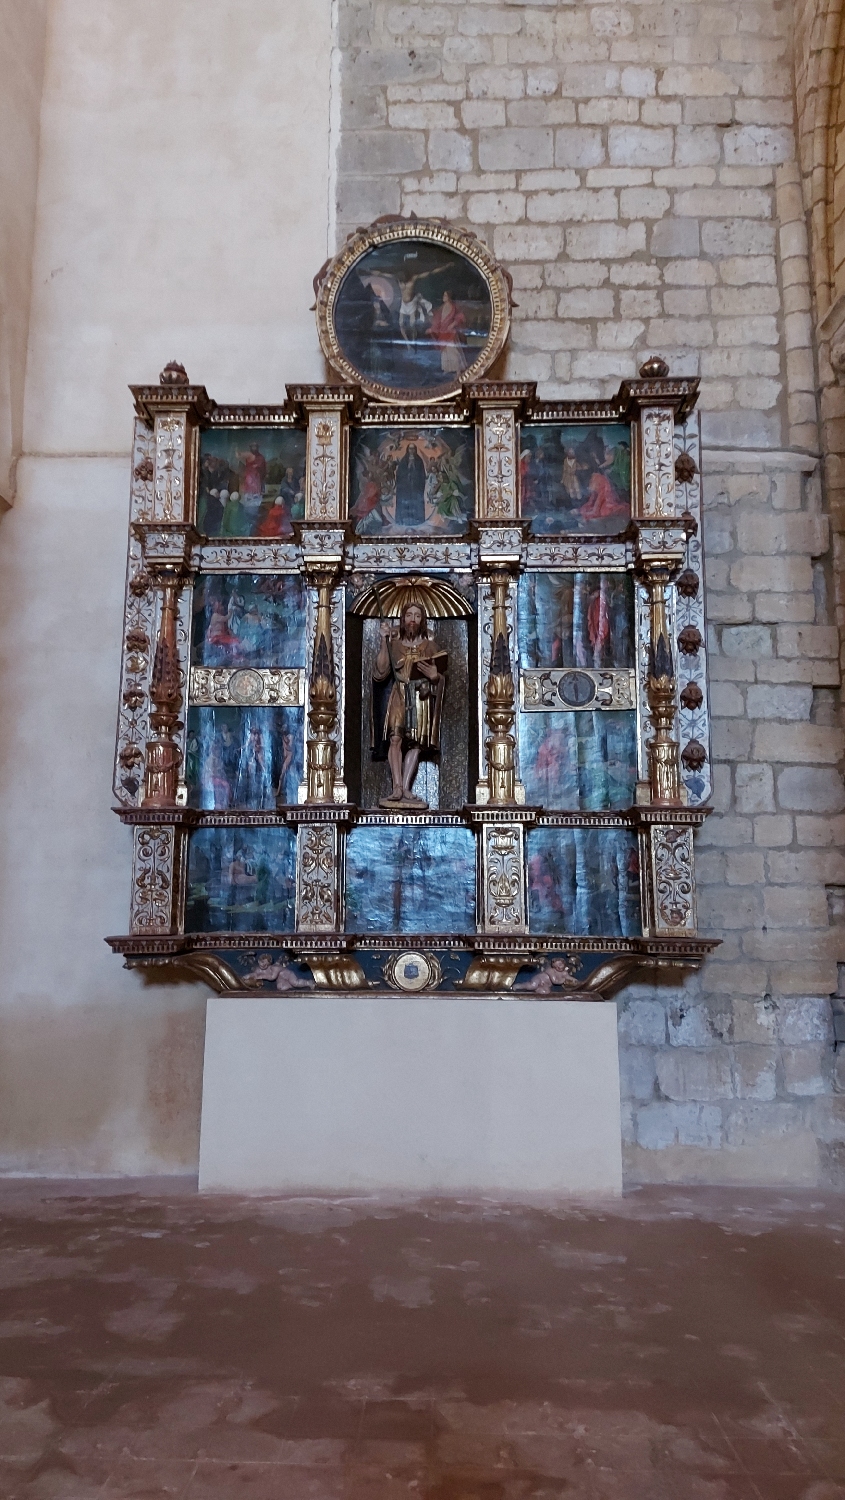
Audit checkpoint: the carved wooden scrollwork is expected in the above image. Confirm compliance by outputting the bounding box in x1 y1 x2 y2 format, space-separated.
130 826 177 935
652 824 695 933
296 824 338 932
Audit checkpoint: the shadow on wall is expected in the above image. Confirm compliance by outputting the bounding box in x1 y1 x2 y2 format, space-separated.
0 994 206 1175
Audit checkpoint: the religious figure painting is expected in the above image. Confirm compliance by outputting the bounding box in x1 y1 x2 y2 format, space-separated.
527 827 641 938
518 710 638 810
186 706 304 810
197 428 306 537
333 242 493 395
350 427 474 536
345 824 477 935
192 574 306 669
520 423 632 535
185 826 297 933
519 571 635 670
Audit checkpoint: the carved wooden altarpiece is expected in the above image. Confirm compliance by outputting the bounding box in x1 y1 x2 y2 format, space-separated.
107 218 717 997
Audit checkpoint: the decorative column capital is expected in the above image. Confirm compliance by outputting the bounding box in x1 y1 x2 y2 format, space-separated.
132 522 199 579
130 367 212 526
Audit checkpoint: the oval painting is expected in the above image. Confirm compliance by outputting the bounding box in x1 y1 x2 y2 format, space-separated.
317 223 510 402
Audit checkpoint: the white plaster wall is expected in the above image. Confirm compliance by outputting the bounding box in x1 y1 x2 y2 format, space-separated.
200 997 623 1195
0 0 334 1173
0 0 48 503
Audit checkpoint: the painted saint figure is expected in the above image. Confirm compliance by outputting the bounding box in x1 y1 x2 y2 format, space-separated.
394 442 427 527
429 290 467 374
372 602 447 810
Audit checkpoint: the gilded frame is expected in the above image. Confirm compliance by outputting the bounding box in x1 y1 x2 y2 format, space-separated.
314 218 513 405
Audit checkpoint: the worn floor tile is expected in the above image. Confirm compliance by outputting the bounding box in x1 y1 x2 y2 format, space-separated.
0 1185 841 1499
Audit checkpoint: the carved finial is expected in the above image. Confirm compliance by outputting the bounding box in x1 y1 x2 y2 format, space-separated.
676 568 700 599
639 354 670 378
159 360 189 386
679 680 704 711
675 450 697 485
678 624 703 656
681 739 707 772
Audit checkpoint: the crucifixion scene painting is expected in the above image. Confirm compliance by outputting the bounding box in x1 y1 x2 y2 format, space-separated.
333 241 493 392
520 423 632 535
197 427 306 537
350 426 474 536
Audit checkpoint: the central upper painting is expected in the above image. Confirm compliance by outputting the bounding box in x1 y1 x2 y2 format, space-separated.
315 218 512 402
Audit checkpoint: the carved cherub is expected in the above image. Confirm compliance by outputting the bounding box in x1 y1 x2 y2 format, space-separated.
241 953 313 993
517 955 582 994
516 954 638 998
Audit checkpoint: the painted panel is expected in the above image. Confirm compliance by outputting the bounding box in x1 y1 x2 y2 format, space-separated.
334 243 492 392
191 574 306 668
521 423 631 535
527 827 641 937
186 706 304 810
345 824 476 935
519 710 638 810
185 826 297 933
350 427 474 536
519 571 635 670
198 428 306 537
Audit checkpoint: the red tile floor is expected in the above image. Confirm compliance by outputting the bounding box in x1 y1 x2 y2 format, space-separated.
0 1182 842 1499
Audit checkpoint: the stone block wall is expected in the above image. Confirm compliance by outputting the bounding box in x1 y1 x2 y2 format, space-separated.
621 449 845 1183
336 0 845 1184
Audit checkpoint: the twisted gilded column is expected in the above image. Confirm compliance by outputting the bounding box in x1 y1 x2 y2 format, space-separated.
143 572 184 808
643 563 683 807
484 568 517 806
305 569 338 805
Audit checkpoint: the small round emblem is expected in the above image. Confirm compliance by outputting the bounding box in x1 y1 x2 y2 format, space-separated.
557 670 596 708
384 951 442 992
228 668 265 705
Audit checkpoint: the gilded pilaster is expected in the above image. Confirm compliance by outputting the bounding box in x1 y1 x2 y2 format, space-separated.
129 821 187 936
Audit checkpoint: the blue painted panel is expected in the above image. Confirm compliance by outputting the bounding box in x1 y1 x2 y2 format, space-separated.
186 826 297 934
519 710 638 811
527 827 641 937
346 824 476 935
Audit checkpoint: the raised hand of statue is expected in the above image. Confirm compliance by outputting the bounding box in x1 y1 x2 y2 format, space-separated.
379 620 398 639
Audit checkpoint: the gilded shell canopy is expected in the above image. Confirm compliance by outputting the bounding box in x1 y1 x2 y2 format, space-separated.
350 573 474 619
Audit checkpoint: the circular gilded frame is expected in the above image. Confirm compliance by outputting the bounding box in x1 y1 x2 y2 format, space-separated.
314 218 512 404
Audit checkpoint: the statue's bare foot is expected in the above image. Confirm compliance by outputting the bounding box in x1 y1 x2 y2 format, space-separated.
379 790 405 808
399 793 428 810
